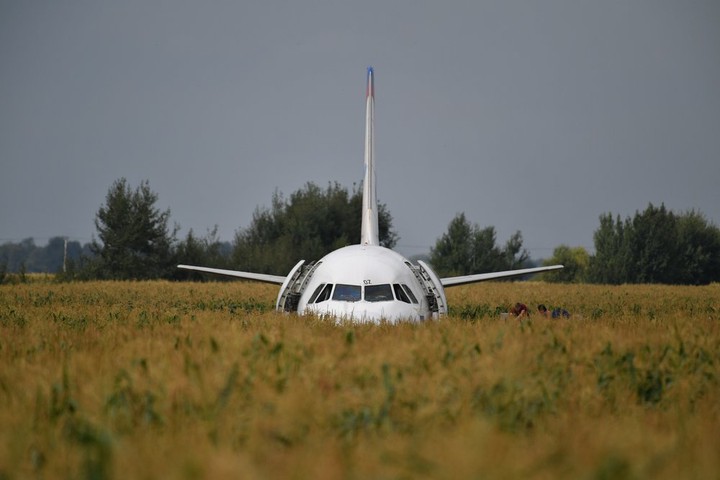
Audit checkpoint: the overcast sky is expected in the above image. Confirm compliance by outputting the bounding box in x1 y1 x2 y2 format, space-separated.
2 1 719 260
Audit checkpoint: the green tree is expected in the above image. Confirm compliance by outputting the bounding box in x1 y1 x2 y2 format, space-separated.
503 231 530 270
628 203 679 283
429 213 529 277
30 236 72 273
90 178 177 280
231 182 398 275
541 245 590 283
0 237 86 277
0 238 36 273
589 213 630 284
589 203 720 285
174 226 232 280
675 210 720 285
429 213 475 276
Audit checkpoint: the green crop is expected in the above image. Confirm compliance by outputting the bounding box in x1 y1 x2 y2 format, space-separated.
0 280 718 479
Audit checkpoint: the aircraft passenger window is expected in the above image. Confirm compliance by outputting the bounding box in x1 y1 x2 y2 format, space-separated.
401 284 419 304
365 284 394 302
312 283 333 303
332 284 361 302
393 284 411 303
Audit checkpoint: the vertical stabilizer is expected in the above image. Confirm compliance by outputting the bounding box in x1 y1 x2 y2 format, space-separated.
361 67 379 246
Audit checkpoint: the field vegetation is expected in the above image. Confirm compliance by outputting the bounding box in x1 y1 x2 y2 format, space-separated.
1 279 718 479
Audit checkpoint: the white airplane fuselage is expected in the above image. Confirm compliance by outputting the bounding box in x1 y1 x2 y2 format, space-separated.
297 245 428 322
178 67 562 323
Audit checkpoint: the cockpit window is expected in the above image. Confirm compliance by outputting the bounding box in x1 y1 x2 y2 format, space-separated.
309 283 324 303
365 284 394 302
401 284 419 304
393 284 411 303
310 283 333 304
310 283 417 304
332 284 361 302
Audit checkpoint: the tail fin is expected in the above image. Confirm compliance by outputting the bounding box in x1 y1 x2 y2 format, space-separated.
361 66 379 246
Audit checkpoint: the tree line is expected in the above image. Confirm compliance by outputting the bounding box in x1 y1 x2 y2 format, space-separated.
2 178 718 285
0 237 90 279
546 203 720 285
0 178 395 283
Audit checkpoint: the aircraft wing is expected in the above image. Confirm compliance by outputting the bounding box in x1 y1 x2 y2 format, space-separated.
177 264 287 285
440 265 564 287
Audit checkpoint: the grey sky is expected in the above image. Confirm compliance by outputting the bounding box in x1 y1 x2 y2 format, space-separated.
2 1 719 260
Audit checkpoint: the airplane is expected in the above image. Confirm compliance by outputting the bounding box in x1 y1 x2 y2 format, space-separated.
179 67 563 323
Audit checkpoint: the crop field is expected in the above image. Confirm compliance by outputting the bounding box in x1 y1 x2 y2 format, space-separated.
0 279 718 479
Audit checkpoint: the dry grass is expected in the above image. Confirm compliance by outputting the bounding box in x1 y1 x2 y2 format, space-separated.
1 280 718 479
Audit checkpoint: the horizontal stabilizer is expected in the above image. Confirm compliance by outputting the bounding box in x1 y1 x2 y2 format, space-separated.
177 264 287 285
441 265 564 287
